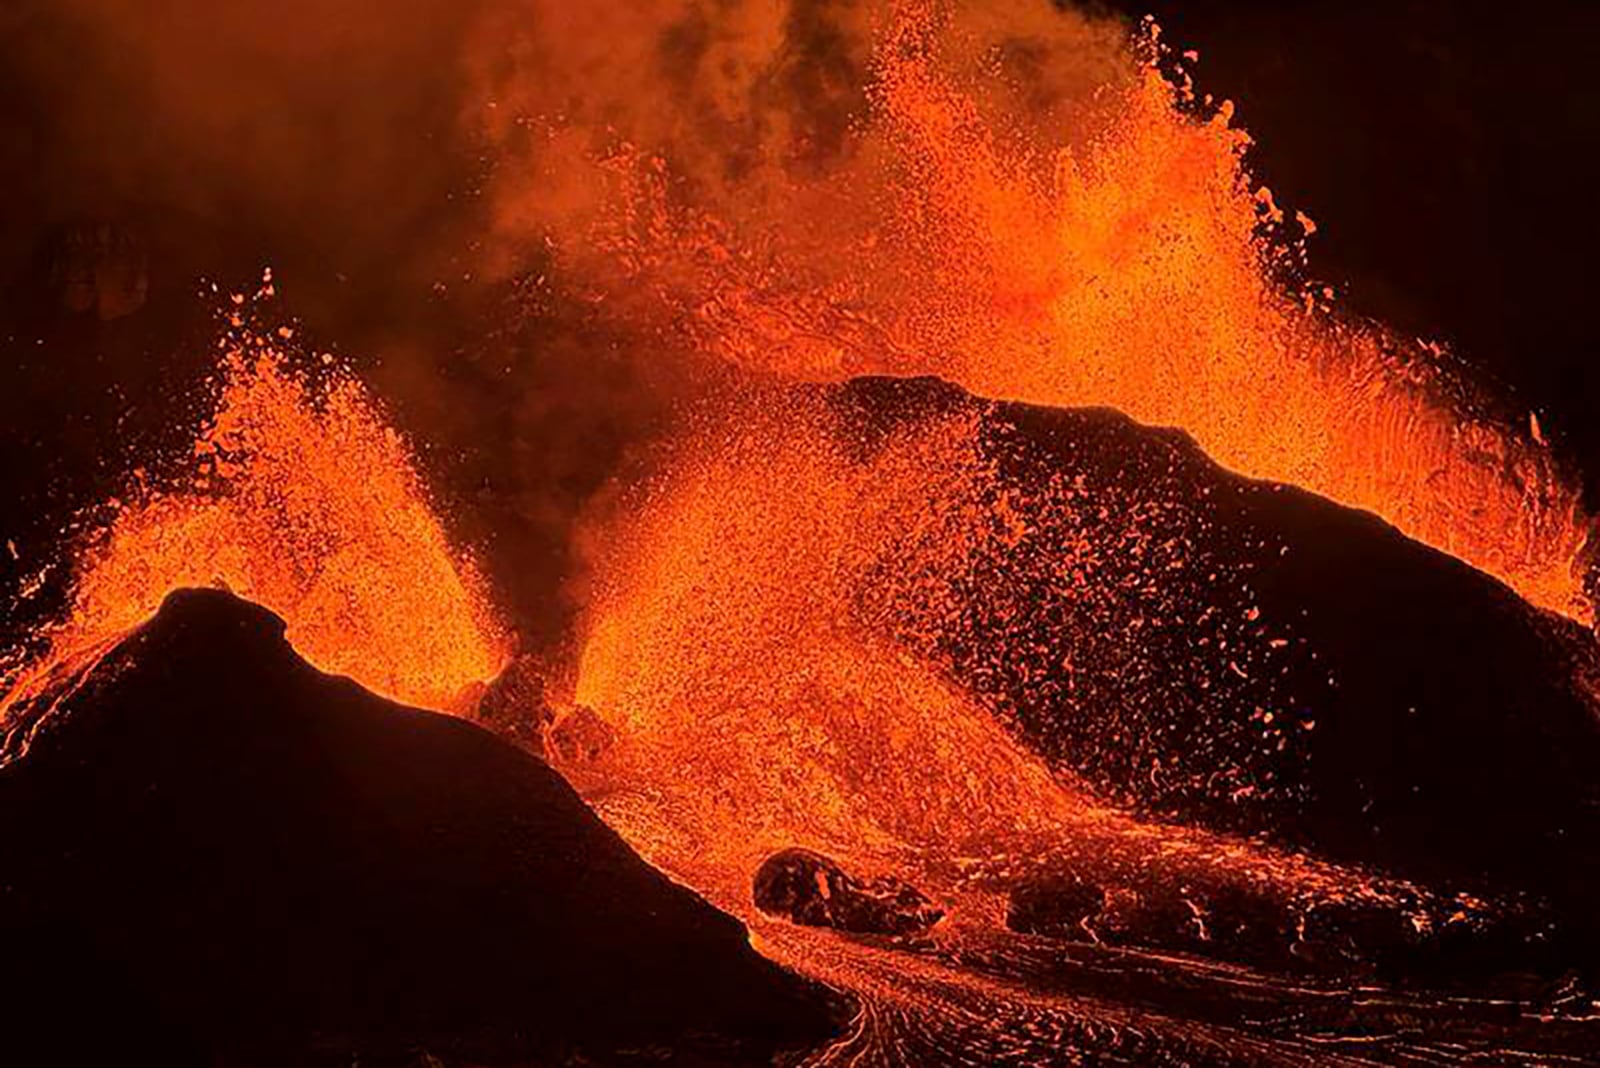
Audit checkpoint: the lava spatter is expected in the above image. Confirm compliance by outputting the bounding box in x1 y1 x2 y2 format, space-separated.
4 328 509 719
529 1 1591 624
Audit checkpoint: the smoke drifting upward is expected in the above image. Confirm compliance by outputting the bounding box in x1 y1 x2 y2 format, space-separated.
0 0 497 527
0 0 674 650
462 1 1127 280
0 0 486 283
0 0 1166 650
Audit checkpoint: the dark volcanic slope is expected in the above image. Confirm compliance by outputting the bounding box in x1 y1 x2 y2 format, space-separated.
0 589 837 1066
827 377 1600 922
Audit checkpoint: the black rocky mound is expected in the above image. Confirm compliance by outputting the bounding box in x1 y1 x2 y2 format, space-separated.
1003 867 1531 981
824 377 1600 946
753 848 943 937
0 589 839 1066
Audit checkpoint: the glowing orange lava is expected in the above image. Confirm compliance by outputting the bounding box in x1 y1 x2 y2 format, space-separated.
866 18 1592 624
3 6 1553 1054
530 2 1591 624
568 390 1424 928
6 332 509 716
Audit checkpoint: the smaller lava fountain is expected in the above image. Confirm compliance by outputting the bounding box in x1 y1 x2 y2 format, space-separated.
3 309 509 721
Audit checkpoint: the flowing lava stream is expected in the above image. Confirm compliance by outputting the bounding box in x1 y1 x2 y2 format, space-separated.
5 3 1598 1064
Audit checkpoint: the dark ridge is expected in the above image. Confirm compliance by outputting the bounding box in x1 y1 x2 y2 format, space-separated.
824 375 1600 932
0 587 841 1066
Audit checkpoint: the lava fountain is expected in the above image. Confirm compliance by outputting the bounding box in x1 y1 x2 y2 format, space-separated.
568 385 1433 918
3 315 509 719
492 1 1591 624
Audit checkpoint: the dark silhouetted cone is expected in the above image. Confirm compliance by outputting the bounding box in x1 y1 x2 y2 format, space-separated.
0 589 839 1066
824 377 1600 939
753 848 943 936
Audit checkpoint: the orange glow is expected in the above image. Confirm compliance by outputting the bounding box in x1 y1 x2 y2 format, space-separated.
540 3 1591 624
571 403 1069 885
6 331 509 716
4 6 1556 1050
868 25 1592 624
567 392 1424 928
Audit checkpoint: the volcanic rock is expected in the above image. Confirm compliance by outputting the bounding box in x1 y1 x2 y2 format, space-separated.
753 847 943 936
1007 873 1108 941
824 377 1600 932
1008 874 1301 971
548 704 616 764
1297 895 1431 972
1005 868 1491 981
0 589 838 1066
470 651 554 755
1004 869 1107 940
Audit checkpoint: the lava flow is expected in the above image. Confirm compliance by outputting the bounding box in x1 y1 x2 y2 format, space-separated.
562 382 1558 1065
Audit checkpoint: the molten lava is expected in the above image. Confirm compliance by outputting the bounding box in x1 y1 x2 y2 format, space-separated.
4 4 1592 1060
518 2 1591 624
6 330 508 715
568 388 1426 928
